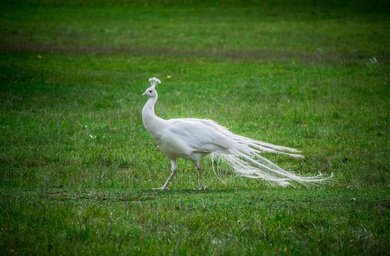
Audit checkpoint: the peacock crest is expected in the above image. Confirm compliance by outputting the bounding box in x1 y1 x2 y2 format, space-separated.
149 77 161 88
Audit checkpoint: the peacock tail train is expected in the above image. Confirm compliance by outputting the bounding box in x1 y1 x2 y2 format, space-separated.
203 120 331 187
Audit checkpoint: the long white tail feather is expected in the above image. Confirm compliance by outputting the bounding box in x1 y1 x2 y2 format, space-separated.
208 126 331 186
211 152 330 187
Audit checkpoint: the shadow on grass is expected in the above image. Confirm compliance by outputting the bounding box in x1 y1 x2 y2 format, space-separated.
43 186 246 203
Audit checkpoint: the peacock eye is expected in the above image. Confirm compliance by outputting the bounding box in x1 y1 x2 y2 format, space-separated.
149 90 153 93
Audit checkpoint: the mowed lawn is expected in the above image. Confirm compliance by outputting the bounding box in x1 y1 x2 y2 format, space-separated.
0 0 389 255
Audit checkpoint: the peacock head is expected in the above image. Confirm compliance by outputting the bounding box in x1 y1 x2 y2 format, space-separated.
142 77 161 97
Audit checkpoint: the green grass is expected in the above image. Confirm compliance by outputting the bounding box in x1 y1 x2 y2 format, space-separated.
1 0 389 255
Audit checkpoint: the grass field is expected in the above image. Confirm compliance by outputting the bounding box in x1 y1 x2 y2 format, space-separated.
1 0 389 255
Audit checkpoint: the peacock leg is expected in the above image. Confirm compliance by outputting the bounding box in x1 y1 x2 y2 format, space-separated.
196 163 207 190
153 159 177 190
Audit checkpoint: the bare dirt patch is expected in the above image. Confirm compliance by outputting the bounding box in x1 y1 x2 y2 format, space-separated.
1 41 385 65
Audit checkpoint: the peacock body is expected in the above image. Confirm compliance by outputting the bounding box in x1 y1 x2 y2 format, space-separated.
142 77 330 190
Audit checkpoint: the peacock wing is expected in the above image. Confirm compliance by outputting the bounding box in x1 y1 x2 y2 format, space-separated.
163 119 233 154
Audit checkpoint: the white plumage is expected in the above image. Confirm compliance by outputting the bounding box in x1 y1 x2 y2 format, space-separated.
142 77 330 190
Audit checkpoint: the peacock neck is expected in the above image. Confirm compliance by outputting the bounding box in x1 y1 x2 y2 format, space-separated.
142 95 157 117
142 95 166 139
